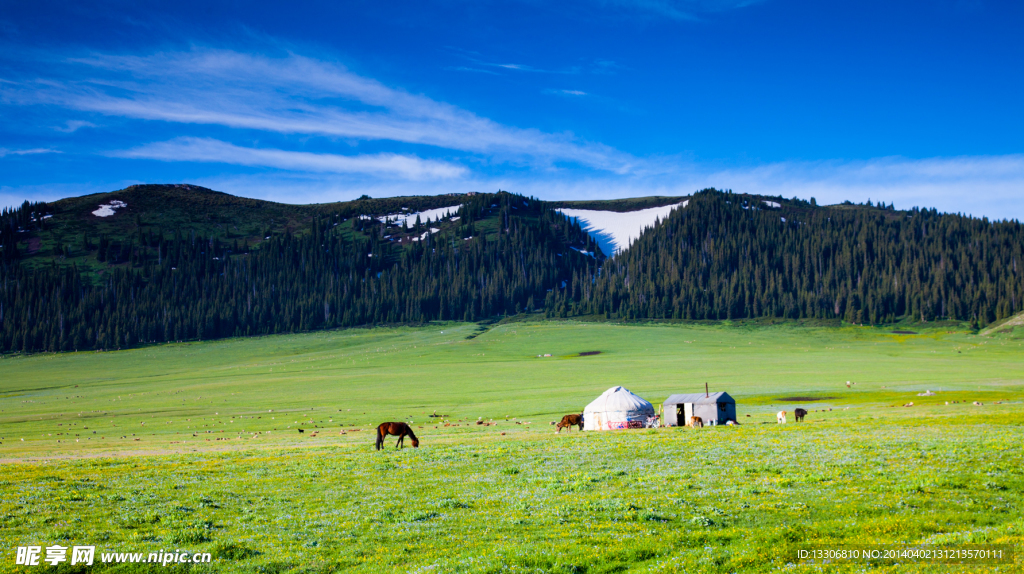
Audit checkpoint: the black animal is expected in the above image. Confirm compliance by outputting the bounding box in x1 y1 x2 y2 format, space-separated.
794 408 807 422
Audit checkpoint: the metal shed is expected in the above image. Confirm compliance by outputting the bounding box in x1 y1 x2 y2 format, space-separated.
662 392 736 426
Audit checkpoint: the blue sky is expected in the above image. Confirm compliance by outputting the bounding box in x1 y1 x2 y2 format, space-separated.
1 0 1022 218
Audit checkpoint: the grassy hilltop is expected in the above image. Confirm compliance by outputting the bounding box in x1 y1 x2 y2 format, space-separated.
6 184 473 276
1 321 1022 572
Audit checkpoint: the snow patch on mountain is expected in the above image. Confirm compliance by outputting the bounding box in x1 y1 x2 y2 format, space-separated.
92 200 127 217
383 205 462 228
557 201 688 257
411 228 441 242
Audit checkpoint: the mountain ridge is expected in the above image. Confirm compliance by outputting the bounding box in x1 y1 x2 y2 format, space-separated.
1 185 1021 353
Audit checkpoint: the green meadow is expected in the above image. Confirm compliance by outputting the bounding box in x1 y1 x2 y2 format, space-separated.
1 320 1022 572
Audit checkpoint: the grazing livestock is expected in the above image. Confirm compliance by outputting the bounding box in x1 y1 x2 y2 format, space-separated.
776 411 787 424
688 416 704 428
794 408 807 422
556 414 584 433
375 422 419 450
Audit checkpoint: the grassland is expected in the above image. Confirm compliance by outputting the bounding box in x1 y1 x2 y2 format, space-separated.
1 321 1022 572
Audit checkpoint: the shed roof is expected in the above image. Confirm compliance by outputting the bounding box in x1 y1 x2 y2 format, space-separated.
663 392 734 405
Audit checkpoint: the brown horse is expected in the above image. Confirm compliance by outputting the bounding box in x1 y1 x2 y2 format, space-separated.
688 416 704 428
375 422 419 450
794 408 807 422
556 414 584 433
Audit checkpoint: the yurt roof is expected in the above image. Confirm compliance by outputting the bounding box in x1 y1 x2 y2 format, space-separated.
584 386 654 413
663 392 735 405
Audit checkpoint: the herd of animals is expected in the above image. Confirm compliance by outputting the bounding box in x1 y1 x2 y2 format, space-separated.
373 408 816 449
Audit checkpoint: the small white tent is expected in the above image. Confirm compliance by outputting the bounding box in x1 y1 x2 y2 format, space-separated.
583 386 655 431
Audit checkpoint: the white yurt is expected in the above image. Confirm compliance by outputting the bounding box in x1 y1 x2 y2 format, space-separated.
583 386 655 431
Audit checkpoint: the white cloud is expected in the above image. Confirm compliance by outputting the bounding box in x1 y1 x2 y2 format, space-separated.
481 62 580 74
0 147 60 158
594 0 766 19
53 120 96 133
445 48 582 75
111 137 467 180
5 48 636 173
545 89 588 96
443 66 501 75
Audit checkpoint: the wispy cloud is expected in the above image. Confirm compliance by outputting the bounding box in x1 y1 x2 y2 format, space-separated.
444 47 583 75
3 48 635 173
593 0 766 20
53 119 95 133
545 89 589 96
491 62 580 73
0 147 60 158
112 137 467 180
442 66 501 75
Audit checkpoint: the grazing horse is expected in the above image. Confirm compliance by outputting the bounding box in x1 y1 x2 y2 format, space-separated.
556 414 584 433
375 422 419 450
776 410 787 424
688 416 704 428
793 408 807 422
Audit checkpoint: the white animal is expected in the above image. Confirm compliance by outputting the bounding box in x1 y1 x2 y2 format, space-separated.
776 411 787 424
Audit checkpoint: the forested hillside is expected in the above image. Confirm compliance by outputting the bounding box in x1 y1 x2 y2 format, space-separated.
0 188 598 352
568 191 1023 326
1 186 1022 353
